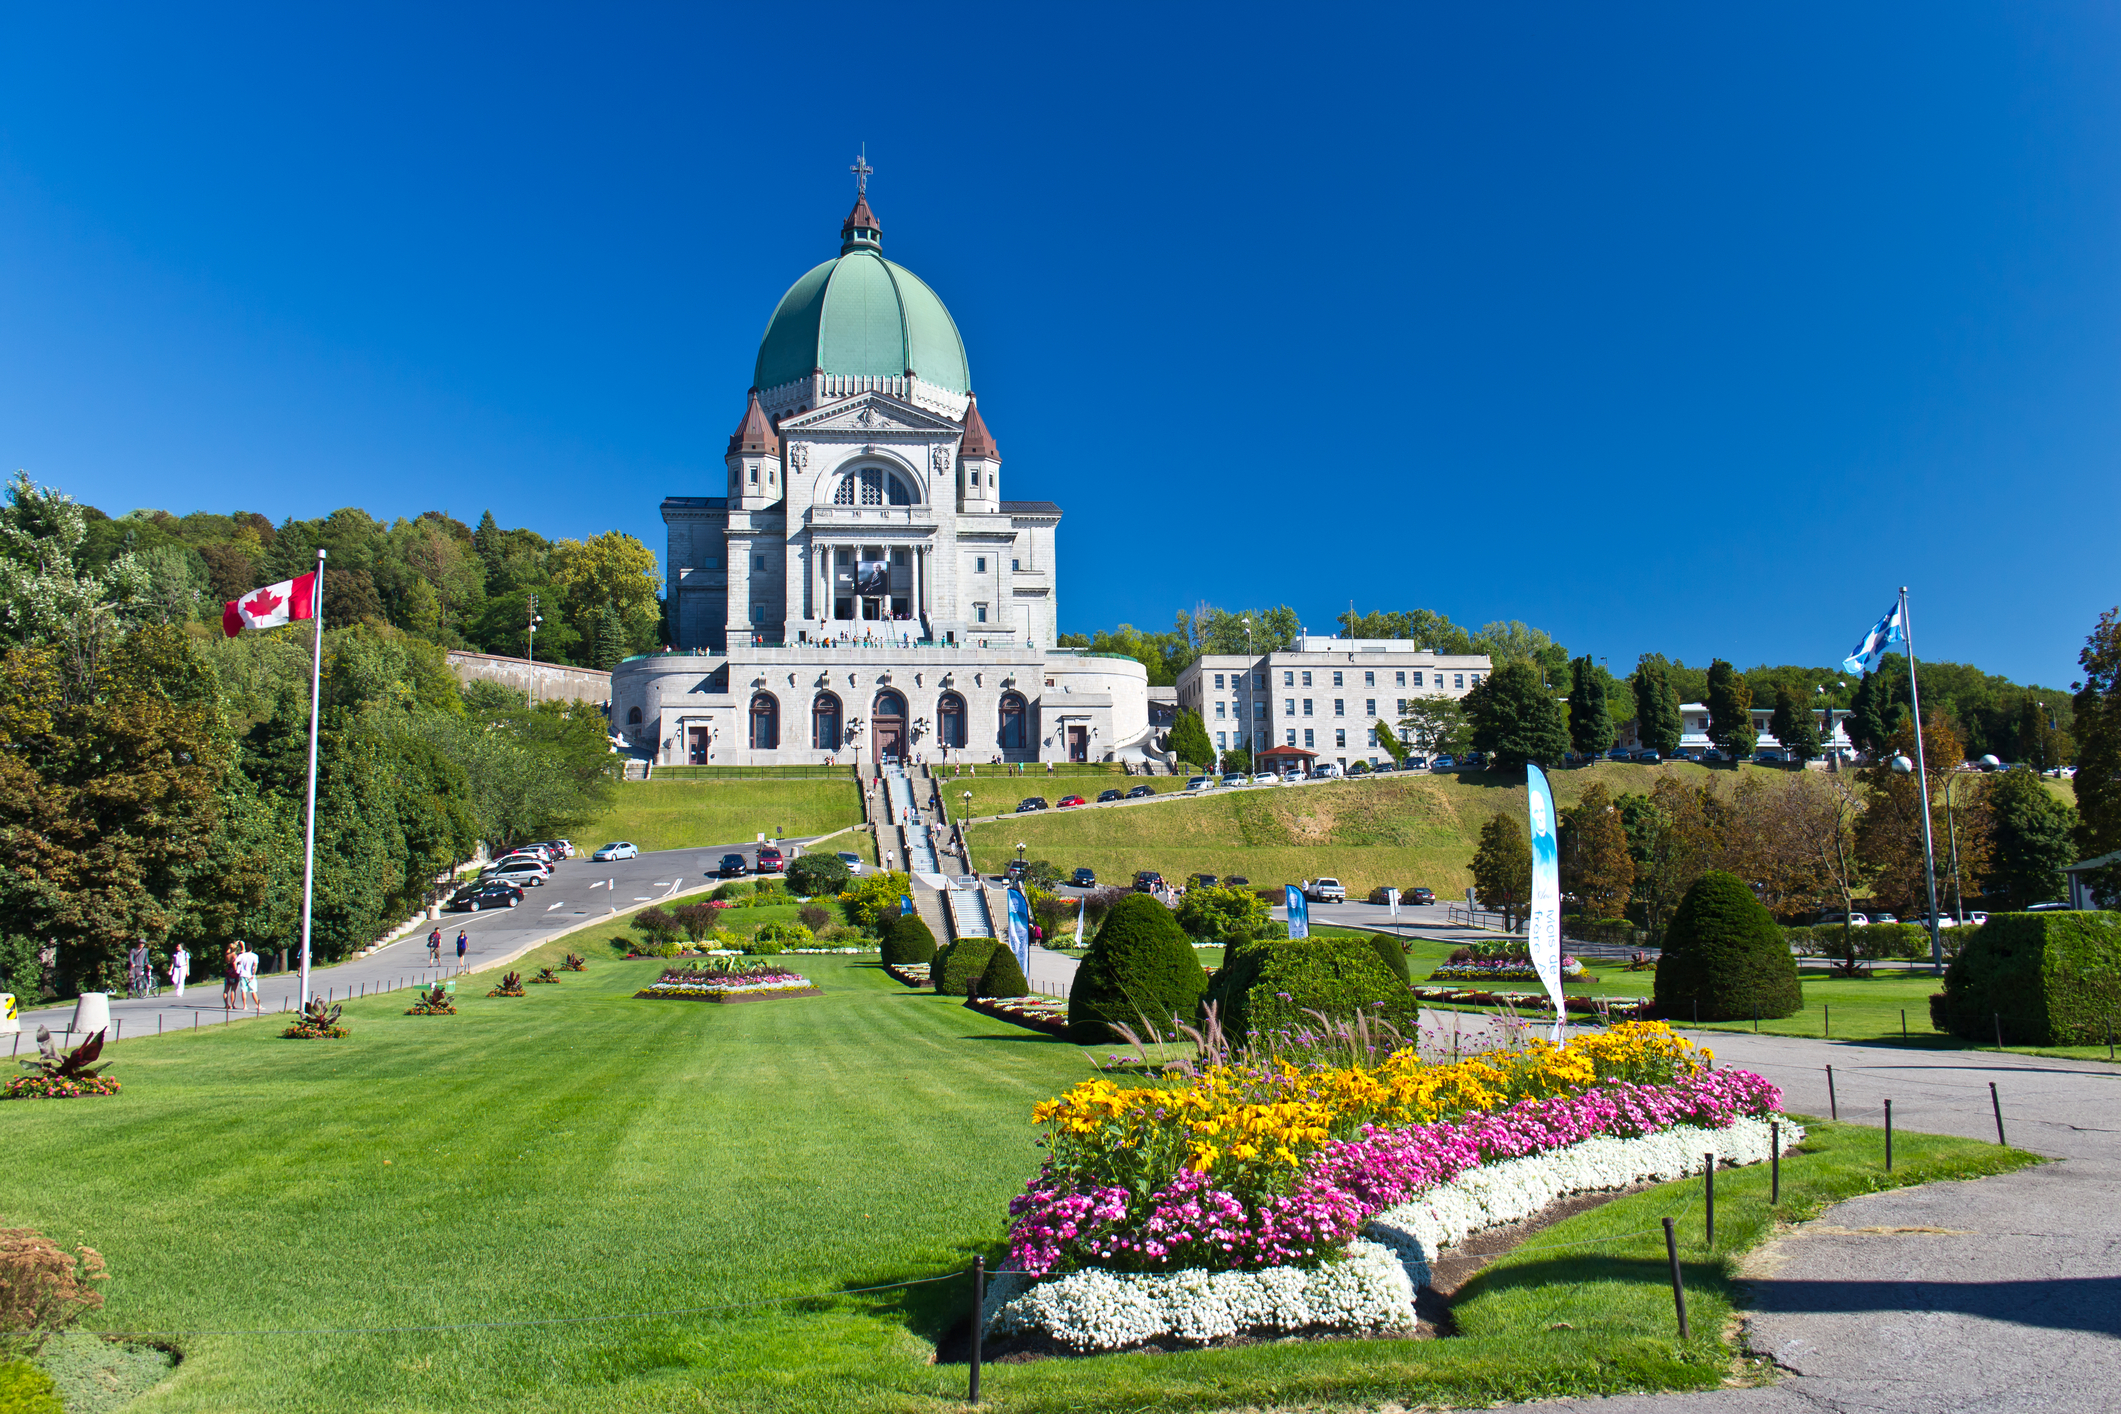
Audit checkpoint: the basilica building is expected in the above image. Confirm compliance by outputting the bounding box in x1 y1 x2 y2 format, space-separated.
610 180 1155 767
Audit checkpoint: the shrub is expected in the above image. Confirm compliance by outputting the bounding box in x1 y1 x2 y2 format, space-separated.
0 1225 106 1358
632 907 681 943
977 943 1031 998
1366 933 1411 984
487 970 526 997
670 903 722 943
840 871 913 928
405 985 455 1015
656 940 683 959
1174 884 1270 944
754 921 813 946
1931 910 2121 1044
1204 936 1419 1044
281 998 348 1039
752 879 785 904
934 936 999 996
797 903 831 931
881 915 937 966
1066 894 1207 1044
743 935 786 956
0 1359 61 1413
786 852 851 897
709 881 754 904
1652 871 1802 1021
561 952 586 971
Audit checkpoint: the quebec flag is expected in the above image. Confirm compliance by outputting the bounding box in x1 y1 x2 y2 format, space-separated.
1842 599 1905 675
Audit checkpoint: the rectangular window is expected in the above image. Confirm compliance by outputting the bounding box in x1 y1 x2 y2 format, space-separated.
975 557 987 573
1304 728 1315 748
749 466 758 483
1364 671 1375 687
750 605 765 623
1365 699 1376 716
1285 698 1295 715
1333 671 1344 687
1011 558 1020 571
1217 731 1228 748
1412 671 1424 687
1255 730 1267 749
1284 671 1295 687
1395 671 1405 687
1286 729 1296 746
1254 701 1266 719
1367 727 1378 747
1301 671 1313 688
1213 674 1225 689
1335 729 1347 748
1333 699 1345 716
1470 672 1483 686
1214 702 1226 719
754 554 767 571
1396 698 1407 714
1254 673 1265 689
1454 674 1465 689
1303 699 1314 716
975 603 988 623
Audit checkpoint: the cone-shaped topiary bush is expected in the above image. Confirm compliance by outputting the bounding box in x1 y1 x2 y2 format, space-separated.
1367 933 1411 985
976 942 1030 998
1653 870 1802 1021
881 914 938 966
1067 894 1207 1044
934 936 999 996
1204 936 1418 1043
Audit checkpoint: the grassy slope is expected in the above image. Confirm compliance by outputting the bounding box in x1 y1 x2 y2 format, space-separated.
14 926 2033 1413
567 778 864 854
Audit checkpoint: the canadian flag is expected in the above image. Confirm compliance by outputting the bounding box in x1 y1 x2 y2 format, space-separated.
222 572 319 637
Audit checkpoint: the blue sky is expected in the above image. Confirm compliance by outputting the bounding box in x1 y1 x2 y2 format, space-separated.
3 3 2115 686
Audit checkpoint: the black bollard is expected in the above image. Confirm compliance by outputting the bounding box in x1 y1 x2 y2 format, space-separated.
1770 1122 1780 1206
1995 1013 2005 1051
1824 1003 1830 1039
1753 1004 1759 1032
1704 1153 1715 1247
1826 1064 1838 1121
1901 1009 1907 1041
1990 1082 2007 1146
1884 1099 1893 1172
968 1256 985 1404
1663 1217 1689 1337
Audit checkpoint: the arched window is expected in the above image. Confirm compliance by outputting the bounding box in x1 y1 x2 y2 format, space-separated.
626 706 643 725
749 693 779 750
833 466 918 506
998 691 1028 751
812 693 841 751
833 476 855 506
937 692 966 749
887 473 913 505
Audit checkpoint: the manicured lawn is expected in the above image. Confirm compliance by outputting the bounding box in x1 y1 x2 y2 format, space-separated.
12 919 2037 1413
568 777 864 855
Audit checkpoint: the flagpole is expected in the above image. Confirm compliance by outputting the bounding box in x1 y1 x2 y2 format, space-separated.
1899 585 1946 978
299 548 327 1007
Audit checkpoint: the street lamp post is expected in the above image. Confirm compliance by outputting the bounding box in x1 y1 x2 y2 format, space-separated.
1942 756 2000 923
1890 752 1947 974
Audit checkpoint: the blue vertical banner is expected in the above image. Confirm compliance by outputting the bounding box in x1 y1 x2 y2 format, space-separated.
1285 884 1310 939
1525 764 1565 1043
1005 885 1032 971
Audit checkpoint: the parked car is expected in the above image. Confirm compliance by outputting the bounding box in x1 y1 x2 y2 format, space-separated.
1461 753 1488 770
1133 870 1164 893
1701 748 1727 763
1004 859 1030 881
1402 756 1429 770
1016 796 1049 813
1192 873 1219 888
493 849 554 871
448 880 523 912
1966 911 1990 925
1406 887 1436 906
716 853 749 878
1313 762 1344 778
1225 875 1250 886
1347 761 1370 776
1070 867 1097 888
1097 789 1123 803
1057 795 1087 808
591 841 638 862
483 858 548 886
1635 749 1662 764
1431 755 1456 771
1305 877 1347 903
1250 772 1281 785
1185 775 1215 791
1607 747 1632 762
2026 901 2073 912
1125 784 1158 799
754 845 786 874
1220 773 1247 788
1754 750 1787 765
835 850 864 875
530 840 573 860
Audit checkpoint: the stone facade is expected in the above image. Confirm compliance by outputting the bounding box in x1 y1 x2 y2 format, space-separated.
445 650 611 707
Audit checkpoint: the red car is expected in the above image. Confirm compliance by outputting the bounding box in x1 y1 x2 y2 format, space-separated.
1057 795 1087 808
754 846 786 874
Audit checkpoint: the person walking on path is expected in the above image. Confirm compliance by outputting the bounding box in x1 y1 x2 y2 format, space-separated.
127 938 152 999
427 928 442 967
221 944 239 1012
169 943 189 997
455 929 468 968
234 941 262 1013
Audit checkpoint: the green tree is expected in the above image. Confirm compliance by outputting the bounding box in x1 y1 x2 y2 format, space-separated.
1334 608 1476 654
2071 607 2121 907
1397 696 1467 759
1984 767 2079 909
1166 709 1214 771
2016 693 2073 773
1652 870 1803 1021
1768 684 1822 766
551 530 661 659
1461 660 1569 772
0 472 150 650
1219 739 1253 774
1630 657 1684 755
1470 812 1533 930
1846 669 1894 759
1559 783 1635 919
594 599 626 671
1372 718 1406 764
1566 654 1616 760
1705 659 1757 762
1174 883 1270 943
1472 620 1570 683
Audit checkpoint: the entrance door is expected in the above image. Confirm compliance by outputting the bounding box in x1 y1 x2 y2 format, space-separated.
688 727 710 764
872 690 907 763
1067 726 1089 762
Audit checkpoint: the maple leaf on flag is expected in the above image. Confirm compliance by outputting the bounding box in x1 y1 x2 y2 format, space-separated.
244 587 284 618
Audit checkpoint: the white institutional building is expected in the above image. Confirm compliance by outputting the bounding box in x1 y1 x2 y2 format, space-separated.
611 181 1157 767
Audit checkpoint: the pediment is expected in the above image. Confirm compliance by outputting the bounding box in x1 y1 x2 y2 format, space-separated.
782 391 962 438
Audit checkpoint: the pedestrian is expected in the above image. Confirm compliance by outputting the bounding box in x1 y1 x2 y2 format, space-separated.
427 927 442 967
169 942 190 997
234 940 262 1013
221 944 239 1012
456 929 468 966
127 937 151 999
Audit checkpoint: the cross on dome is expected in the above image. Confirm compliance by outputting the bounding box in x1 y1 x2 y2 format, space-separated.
850 147 872 198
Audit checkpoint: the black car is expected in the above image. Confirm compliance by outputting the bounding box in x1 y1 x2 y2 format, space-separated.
716 853 749 878
1133 870 1164 893
1097 789 1123 803
1070 867 1097 887
449 880 523 912
1016 797 1049 813
1406 887 1436 906
1225 875 1250 886
1125 784 1157 799
1192 873 1219 888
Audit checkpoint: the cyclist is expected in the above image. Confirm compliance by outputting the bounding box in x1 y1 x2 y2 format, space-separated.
127 938 153 999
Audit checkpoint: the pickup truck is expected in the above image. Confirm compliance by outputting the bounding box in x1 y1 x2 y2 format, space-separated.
1304 877 1346 903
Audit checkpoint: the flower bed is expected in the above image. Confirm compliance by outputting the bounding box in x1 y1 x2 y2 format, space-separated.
884 963 930 988
985 1022 1786 1350
4 1074 121 1100
967 994 1069 1037
633 965 819 1001
1413 986 1649 1019
1427 955 1591 982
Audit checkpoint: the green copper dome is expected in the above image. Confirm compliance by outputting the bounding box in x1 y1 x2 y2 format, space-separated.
752 204 970 395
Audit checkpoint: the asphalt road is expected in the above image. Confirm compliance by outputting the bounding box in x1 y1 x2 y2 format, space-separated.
14 840 824 1042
